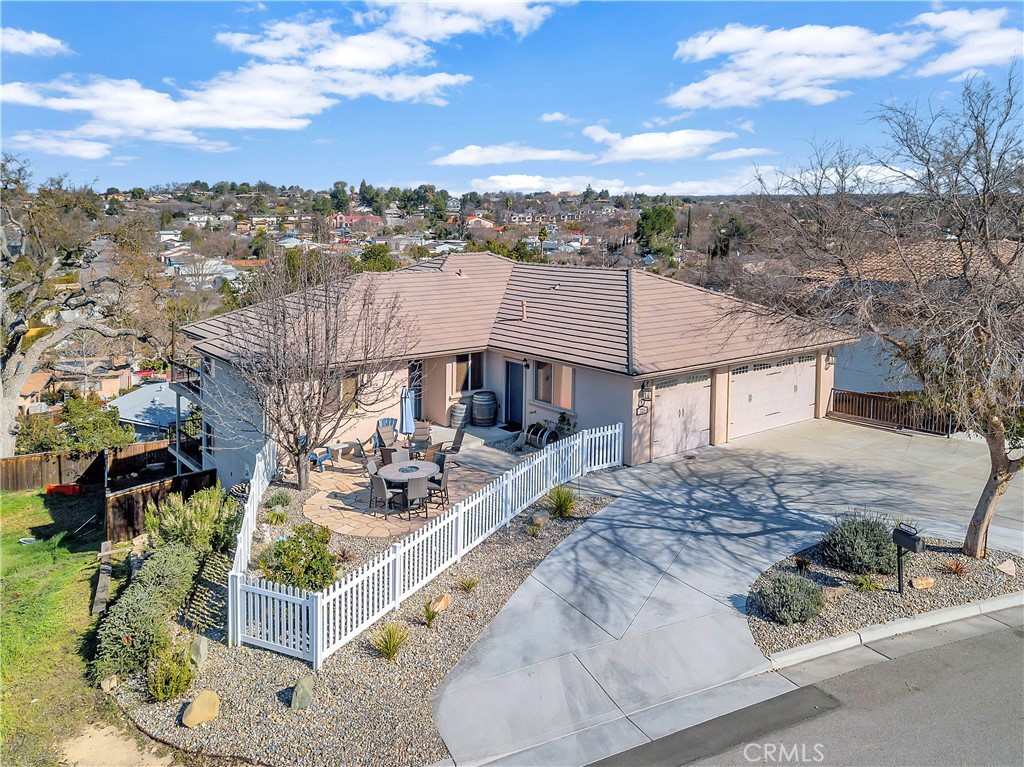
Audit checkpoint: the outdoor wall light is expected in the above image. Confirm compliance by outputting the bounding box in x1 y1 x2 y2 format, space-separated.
522 358 530 369
640 382 653 402
825 350 837 370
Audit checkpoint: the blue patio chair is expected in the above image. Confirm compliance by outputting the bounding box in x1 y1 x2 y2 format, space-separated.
309 449 330 473
374 417 398 452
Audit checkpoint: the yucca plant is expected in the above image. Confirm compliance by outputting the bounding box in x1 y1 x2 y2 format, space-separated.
422 600 439 628
267 508 288 525
371 622 410 661
546 485 576 518
457 575 479 593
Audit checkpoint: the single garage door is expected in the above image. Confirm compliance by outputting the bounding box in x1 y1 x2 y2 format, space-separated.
729 354 817 439
653 373 711 458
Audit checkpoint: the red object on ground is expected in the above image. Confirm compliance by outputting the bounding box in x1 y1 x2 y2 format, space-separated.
45 483 81 495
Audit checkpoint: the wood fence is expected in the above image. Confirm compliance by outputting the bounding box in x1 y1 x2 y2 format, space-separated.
228 423 623 669
105 468 217 542
107 440 172 479
0 449 104 492
827 388 954 436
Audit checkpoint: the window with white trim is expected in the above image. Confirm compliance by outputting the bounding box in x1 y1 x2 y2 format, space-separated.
535 361 574 409
753 362 772 372
798 354 815 363
732 365 749 375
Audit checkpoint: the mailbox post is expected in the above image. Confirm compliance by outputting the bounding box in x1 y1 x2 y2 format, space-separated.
892 523 926 595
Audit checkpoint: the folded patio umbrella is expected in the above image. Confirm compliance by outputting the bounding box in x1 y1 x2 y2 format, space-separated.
398 386 415 436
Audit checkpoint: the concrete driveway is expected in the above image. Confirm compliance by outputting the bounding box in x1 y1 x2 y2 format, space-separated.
432 420 1023 766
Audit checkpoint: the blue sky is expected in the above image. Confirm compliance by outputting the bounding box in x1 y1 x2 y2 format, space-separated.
2 1 1021 194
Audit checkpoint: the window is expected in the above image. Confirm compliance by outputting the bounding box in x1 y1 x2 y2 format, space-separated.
731 365 749 375
535 361 574 409
798 354 815 363
455 352 484 393
204 420 215 452
753 362 772 372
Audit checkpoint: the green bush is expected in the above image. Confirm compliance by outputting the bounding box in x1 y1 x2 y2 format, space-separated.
371 622 409 661
755 574 824 626
545 485 576 518
820 513 897 575
147 642 194 701
265 490 291 509
145 483 241 554
850 574 883 593
93 545 199 681
267 508 287 525
258 524 337 591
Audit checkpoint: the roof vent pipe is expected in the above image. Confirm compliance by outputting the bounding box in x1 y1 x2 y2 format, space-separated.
520 300 527 321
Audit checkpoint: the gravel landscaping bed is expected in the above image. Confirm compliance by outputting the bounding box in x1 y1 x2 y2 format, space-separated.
747 539 1024 655
486 435 539 456
116 496 612 767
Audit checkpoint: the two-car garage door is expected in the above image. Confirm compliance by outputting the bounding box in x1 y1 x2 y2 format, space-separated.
729 354 817 439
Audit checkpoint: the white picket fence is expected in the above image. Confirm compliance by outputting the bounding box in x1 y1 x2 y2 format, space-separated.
228 423 623 668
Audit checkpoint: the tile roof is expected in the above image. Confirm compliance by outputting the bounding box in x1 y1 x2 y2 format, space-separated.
804 240 1020 284
183 252 850 376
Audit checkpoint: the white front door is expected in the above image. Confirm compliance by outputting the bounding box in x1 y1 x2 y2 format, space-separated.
729 355 817 439
653 373 711 458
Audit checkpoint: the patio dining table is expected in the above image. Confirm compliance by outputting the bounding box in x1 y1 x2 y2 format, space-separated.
376 460 439 483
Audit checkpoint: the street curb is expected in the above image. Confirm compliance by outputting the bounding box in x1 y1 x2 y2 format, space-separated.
768 590 1024 671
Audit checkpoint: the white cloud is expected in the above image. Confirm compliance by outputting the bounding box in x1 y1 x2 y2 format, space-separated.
3 6 563 159
641 113 690 129
667 22 931 110
432 142 595 165
109 155 140 166
471 168 766 195
7 131 111 160
1 27 71 56
735 119 755 134
583 125 735 162
539 111 575 123
912 8 1023 77
707 147 776 161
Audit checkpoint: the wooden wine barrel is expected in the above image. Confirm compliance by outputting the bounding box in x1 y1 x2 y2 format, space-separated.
471 391 498 427
449 403 469 428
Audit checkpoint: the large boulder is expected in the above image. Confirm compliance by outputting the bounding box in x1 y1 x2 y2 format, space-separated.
291 675 315 710
182 691 220 728
530 510 550 528
429 593 453 613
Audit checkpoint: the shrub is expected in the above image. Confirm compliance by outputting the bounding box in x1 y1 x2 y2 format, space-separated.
850 574 883 593
819 513 897 575
755 574 824 626
422 600 439 628
267 508 287 525
545 485 576 518
145 483 241 554
371 622 409 661
943 558 967 576
526 523 541 538
794 555 812 574
457 575 479 593
258 524 337 591
265 490 291 509
147 642 194 701
93 545 199 681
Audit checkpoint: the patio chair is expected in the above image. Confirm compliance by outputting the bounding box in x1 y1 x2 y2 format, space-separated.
441 428 467 455
427 464 452 507
374 418 398 453
412 420 432 443
422 443 441 463
397 476 429 520
369 474 398 513
380 447 410 466
309 449 330 473
364 458 379 477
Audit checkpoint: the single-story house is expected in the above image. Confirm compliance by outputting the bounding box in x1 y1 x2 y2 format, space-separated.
18 369 55 414
173 252 852 487
108 381 193 441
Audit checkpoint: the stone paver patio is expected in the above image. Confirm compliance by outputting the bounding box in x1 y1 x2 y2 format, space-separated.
303 459 496 537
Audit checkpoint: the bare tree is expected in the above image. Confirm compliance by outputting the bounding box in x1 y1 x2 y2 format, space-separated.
0 155 153 457
202 250 412 490
740 74 1023 557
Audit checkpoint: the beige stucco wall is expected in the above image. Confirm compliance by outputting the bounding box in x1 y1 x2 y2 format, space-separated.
710 366 730 445
815 348 835 419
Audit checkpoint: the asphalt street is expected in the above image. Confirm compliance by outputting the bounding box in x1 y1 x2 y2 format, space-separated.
593 625 1024 767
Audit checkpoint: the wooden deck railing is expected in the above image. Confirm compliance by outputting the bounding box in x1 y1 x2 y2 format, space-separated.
827 388 954 436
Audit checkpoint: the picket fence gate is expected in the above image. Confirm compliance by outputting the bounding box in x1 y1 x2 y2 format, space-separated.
228 423 623 668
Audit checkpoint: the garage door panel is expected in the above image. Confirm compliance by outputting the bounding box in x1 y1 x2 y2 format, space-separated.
653 376 711 458
729 356 816 439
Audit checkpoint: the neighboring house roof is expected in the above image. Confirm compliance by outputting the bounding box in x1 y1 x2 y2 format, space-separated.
108 382 191 429
183 252 852 377
804 240 1020 284
19 370 53 400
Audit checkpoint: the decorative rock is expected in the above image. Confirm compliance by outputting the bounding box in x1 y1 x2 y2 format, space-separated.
822 586 851 601
100 675 119 693
911 576 935 589
291 675 315 710
182 690 220 728
995 559 1017 577
190 636 209 670
429 593 452 613
531 510 550 528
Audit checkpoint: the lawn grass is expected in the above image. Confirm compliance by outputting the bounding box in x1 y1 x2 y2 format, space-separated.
0 487 124 766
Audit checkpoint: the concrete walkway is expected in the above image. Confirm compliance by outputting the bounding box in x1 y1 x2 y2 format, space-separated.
432 420 1022 766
